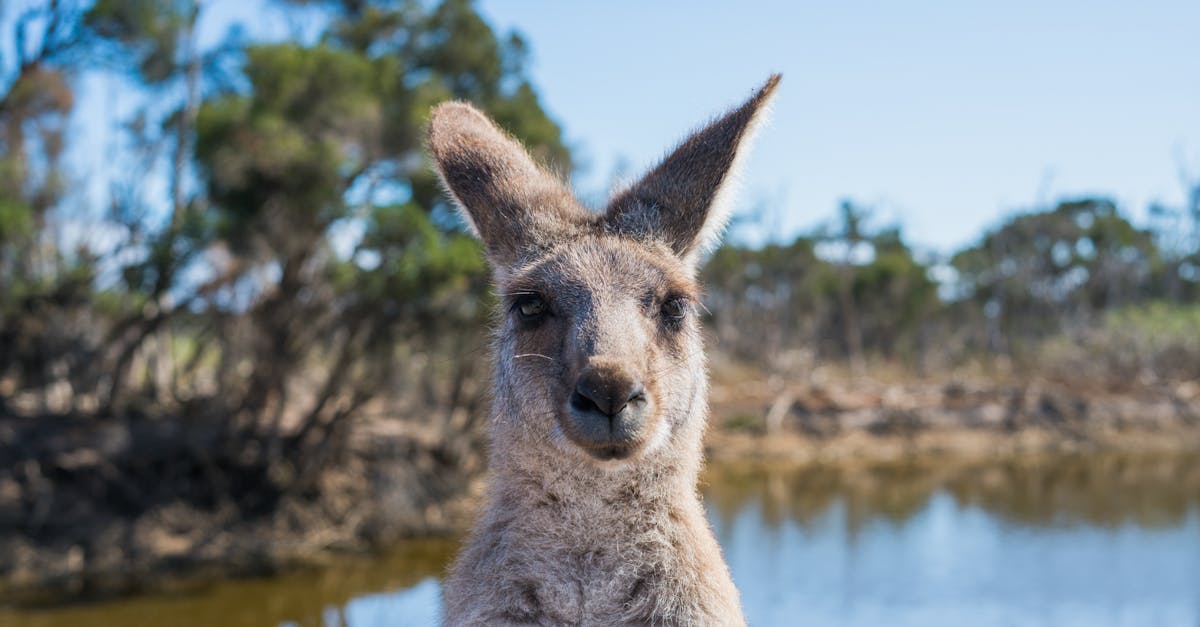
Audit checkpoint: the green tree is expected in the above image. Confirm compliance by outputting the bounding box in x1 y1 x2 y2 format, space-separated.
703 201 934 373
0 0 91 405
181 0 571 473
951 198 1160 358
2 0 571 488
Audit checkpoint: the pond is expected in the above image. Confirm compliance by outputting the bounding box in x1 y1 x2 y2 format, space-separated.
5 454 1199 627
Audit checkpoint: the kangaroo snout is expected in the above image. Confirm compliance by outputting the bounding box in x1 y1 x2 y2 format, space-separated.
563 360 651 459
571 370 645 418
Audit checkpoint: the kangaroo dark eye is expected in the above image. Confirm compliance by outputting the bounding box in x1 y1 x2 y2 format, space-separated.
661 297 688 322
514 295 546 320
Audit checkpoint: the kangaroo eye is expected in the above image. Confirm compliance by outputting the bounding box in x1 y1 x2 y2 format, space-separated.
515 295 546 320
661 297 688 322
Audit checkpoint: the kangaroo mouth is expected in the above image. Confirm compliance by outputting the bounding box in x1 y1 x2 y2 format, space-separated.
580 442 637 461
559 399 653 462
560 421 645 461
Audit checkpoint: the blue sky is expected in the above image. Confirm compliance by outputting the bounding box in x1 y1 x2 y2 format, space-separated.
58 0 1200 255
475 0 1200 252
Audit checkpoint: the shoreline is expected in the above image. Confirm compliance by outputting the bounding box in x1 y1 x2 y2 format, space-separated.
0 416 478 605
706 422 1200 465
3 377 1199 606
705 376 1200 463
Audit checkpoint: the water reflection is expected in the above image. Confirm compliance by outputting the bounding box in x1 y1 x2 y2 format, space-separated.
705 454 1200 532
0 538 458 627
709 455 1200 627
3 454 1198 627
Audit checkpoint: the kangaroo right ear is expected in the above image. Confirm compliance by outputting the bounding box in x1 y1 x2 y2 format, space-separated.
605 75 780 266
428 102 586 269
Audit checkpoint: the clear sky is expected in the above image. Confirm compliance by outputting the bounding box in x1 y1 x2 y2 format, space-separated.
59 0 1200 255
475 0 1200 252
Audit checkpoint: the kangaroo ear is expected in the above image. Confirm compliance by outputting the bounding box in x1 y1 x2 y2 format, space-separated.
428 102 585 269
605 75 780 265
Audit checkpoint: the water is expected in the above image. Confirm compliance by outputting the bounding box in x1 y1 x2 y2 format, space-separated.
5 454 1200 627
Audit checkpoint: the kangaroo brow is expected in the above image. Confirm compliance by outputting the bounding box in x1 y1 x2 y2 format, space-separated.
499 240 702 302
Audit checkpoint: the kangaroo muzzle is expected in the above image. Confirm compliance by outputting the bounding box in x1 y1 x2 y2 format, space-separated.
562 359 652 460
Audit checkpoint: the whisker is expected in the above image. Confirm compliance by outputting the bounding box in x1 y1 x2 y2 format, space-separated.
513 353 558 363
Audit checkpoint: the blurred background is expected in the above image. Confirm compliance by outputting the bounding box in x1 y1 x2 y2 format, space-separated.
1 1 1198 625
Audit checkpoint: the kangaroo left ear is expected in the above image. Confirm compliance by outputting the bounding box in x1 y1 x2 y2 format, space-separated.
428 101 587 271
605 75 780 265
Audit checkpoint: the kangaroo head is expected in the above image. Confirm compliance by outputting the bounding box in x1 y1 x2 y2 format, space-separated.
429 76 779 467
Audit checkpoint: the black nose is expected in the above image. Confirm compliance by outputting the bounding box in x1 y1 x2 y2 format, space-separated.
571 370 645 418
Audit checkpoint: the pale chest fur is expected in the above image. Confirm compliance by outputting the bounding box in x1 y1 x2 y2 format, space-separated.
443 485 743 626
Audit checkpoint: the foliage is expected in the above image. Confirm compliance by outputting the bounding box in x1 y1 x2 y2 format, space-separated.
5 0 1199 598
702 193 1199 379
0 0 563 501
704 201 936 371
1 0 1198 513
1038 303 1200 388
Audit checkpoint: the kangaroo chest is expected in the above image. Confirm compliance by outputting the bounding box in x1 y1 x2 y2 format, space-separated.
527 547 653 624
490 523 668 626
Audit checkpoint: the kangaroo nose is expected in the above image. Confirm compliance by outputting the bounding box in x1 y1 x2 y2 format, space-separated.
571 368 645 418
563 362 652 458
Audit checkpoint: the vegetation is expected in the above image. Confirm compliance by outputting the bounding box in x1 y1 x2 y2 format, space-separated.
1 0 1198 597
0 0 560 594
1 0 563 471
705 196 1200 378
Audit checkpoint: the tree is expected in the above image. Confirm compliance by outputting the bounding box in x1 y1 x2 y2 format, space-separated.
0 0 90 407
85 0 207 228
818 201 871 375
1 0 572 490
951 198 1160 358
703 201 934 373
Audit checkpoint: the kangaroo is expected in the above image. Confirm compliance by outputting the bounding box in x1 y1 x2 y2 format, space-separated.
428 75 780 626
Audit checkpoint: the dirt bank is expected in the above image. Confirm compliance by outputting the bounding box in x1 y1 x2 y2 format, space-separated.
706 377 1200 462
0 414 480 604
3 376 1198 605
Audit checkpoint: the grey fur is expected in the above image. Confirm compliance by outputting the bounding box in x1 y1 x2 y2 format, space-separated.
428 75 780 626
